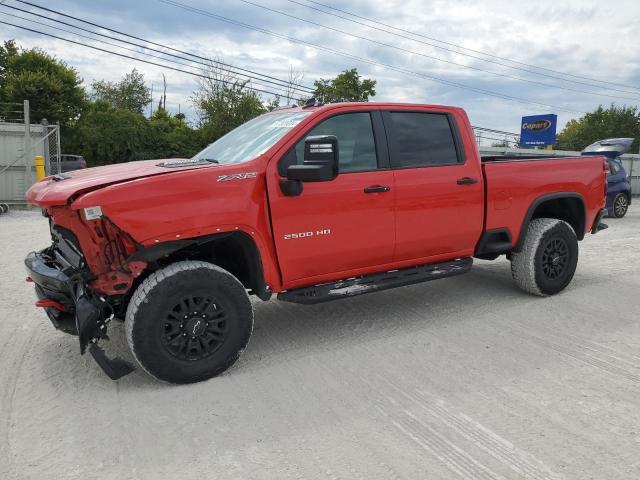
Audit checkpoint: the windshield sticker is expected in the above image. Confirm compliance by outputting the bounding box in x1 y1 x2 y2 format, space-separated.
217 172 258 182
270 119 301 128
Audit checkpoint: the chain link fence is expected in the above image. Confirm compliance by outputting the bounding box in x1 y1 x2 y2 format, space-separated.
0 101 61 204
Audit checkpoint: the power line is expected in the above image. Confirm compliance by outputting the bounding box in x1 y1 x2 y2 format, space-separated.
295 0 640 93
12 0 315 95
236 0 640 102
157 0 585 114
0 5 309 98
0 18 301 101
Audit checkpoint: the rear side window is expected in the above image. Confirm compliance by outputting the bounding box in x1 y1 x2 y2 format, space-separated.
385 112 460 168
284 112 378 174
608 160 620 174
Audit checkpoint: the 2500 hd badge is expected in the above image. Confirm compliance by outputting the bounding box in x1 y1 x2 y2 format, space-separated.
284 229 332 240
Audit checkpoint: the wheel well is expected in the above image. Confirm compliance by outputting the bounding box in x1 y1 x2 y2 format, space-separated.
515 194 586 251
129 232 270 301
203 233 267 296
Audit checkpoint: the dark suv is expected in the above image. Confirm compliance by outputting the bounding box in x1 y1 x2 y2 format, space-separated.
58 154 87 173
582 138 632 218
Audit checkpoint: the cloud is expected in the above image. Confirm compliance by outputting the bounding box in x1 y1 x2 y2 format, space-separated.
1 0 639 133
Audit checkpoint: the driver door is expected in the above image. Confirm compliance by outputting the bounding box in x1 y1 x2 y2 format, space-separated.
266 110 395 288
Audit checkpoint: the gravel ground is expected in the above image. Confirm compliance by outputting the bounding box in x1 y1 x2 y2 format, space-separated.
1 207 639 480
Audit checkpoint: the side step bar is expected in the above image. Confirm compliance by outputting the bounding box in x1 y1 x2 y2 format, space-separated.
278 257 473 305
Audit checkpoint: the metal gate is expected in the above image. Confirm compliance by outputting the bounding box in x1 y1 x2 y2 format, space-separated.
0 100 61 204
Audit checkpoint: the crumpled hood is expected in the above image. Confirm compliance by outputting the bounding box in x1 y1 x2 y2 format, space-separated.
26 158 217 206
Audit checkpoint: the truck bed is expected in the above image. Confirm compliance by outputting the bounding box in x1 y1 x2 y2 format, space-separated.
482 155 607 248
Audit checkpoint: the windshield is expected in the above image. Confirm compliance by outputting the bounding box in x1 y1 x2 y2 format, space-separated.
192 111 311 165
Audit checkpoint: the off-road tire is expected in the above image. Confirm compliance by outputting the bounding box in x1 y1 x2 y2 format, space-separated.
125 261 253 384
612 193 629 218
510 218 578 297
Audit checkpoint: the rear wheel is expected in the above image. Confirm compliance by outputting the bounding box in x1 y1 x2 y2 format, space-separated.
612 193 629 218
510 218 578 296
126 261 253 384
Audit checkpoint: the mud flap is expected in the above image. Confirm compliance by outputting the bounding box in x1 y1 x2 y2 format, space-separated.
74 291 105 355
74 285 135 380
88 343 135 380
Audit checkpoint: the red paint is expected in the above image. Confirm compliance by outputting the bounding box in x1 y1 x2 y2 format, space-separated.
25 102 606 297
35 299 66 311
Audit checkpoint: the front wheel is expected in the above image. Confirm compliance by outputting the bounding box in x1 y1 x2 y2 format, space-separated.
125 261 253 384
510 218 578 297
612 193 629 218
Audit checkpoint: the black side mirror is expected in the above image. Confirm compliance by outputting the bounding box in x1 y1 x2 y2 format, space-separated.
286 135 339 182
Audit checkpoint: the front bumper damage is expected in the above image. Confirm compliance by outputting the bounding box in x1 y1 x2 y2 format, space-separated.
25 250 134 380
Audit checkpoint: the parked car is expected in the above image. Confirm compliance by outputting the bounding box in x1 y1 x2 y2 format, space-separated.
25 102 608 383
582 138 633 218
605 159 632 218
56 154 87 173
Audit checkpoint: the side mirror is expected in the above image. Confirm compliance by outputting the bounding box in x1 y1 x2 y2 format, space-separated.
286 135 339 182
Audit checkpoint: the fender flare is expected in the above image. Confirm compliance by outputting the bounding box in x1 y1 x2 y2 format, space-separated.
513 192 586 252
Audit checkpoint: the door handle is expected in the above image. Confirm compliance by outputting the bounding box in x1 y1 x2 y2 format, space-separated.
457 177 478 185
364 185 391 193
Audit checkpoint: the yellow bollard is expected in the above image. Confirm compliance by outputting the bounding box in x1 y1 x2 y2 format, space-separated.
34 155 45 181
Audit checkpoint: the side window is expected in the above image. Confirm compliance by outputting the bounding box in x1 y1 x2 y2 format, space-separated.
385 112 460 168
608 160 619 174
286 112 378 174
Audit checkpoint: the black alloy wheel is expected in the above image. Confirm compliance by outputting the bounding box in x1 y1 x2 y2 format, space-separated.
161 296 228 361
541 237 569 281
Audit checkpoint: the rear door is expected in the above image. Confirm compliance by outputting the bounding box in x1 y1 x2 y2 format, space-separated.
267 110 396 286
383 110 484 262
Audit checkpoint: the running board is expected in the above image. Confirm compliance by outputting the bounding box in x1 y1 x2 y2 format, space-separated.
278 257 473 305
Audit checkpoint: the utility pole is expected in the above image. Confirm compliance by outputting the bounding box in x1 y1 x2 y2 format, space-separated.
162 73 167 111
149 84 154 117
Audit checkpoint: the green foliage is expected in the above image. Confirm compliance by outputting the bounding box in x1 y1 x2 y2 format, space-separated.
91 69 152 114
192 65 267 142
64 101 204 165
148 108 203 159
312 68 376 103
0 40 18 87
0 45 85 125
64 100 153 165
556 105 640 152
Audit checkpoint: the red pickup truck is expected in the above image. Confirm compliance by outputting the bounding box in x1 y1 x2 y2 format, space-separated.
25 102 608 383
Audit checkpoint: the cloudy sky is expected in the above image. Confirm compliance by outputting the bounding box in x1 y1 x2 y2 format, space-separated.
1 0 639 134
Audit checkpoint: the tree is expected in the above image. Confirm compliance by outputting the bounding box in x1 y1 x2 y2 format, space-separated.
0 44 85 125
192 59 266 142
311 68 376 103
65 100 154 166
0 40 18 87
556 105 640 152
148 108 203 159
91 69 152 114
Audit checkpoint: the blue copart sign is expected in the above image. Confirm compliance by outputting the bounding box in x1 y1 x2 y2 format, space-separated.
520 114 557 147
